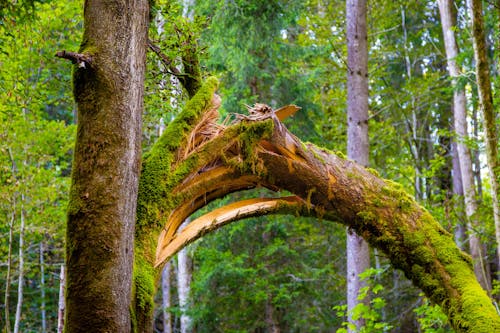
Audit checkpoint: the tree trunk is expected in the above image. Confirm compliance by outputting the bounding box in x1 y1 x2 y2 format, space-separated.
161 263 172 333
13 199 25 333
57 265 65 333
63 1 149 332
346 0 370 330
437 0 491 292
451 140 467 250
177 221 192 333
40 242 47 333
4 190 15 333
469 0 500 271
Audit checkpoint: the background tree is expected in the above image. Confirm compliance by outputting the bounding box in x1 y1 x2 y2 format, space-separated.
346 0 371 331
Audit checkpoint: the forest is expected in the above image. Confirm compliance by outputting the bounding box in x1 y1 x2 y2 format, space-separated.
1 0 500 332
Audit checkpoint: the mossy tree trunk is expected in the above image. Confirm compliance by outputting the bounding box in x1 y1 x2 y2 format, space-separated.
437 0 491 291
469 0 500 271
134 78 500 332
64 1 149 332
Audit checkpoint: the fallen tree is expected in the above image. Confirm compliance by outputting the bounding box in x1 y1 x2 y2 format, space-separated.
132 77 500 332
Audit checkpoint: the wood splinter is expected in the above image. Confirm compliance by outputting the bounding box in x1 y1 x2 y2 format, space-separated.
55 50 92 68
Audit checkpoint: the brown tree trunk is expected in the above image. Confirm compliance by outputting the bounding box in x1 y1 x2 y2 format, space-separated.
63 1 149 332
346 0 370 330
469 0 500 271
438 0 491 292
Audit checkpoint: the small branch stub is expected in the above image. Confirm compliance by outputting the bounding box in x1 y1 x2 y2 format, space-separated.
55 50 92 68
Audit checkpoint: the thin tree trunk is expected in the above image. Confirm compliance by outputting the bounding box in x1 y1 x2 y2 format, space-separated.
13 199 25 333
452 140 467 250
438 0 491 291
177 221 192 333
265 297 280 333
469 0 500 271
346 0 370 330
162 263 172 333
3 196 15 333
62 1 149 331
4 148 16 333
40 242 47 333
57 265 65 333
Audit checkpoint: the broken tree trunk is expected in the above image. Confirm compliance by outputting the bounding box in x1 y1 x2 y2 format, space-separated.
133 78 500 333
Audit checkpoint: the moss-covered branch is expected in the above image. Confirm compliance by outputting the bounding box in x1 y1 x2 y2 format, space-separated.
133 84 500 331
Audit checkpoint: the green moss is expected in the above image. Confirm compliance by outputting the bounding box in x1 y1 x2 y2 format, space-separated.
136 77 219 233
335 150 346 159
365 167 380 177
357 210 377 223
381 180 414 211
234 120 274 174
132 252 157 332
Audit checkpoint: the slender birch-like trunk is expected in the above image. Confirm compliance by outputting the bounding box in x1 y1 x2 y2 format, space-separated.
3 197 15 333
40 242 47 333
161 263 172 333
13 198 25 333
177 221 192 333
57 265 65 333
346 0 370 330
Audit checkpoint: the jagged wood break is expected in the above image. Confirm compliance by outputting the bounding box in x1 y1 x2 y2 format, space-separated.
132 77 500 333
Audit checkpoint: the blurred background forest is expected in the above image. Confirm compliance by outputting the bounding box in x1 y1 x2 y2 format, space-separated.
1 0 499 332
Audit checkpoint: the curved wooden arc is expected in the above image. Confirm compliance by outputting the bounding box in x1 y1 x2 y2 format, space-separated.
155 196 307 267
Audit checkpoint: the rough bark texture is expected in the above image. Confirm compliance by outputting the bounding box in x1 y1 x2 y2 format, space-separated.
469 0 500 269
133 78 500 332
65 1 149 332
437 0 491 291
346 0 370 330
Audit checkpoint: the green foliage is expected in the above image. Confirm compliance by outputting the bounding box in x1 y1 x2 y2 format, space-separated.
333 268 393 333
189 198 346 332
0 1 79 331
414 295 454 333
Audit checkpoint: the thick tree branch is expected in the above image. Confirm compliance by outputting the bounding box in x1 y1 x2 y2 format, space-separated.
134 77 500 332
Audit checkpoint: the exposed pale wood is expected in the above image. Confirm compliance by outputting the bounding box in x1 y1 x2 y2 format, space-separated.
155 196 304 266
275 104 301 121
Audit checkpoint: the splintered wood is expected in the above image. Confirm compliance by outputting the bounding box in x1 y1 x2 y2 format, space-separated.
155 196 304 267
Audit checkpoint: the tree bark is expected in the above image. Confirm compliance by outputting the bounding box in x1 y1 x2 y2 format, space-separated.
469 0 500 271
40 242 47 333
437 0 491 291
57 265 65 333
177 221 192 333
64 1 149 332
161 263 172 333
13 199 25 333
346 0 370 330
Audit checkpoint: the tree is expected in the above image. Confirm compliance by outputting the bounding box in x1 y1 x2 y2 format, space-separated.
60 0 149 332
469 0 500 271
437 0 491 291
346 0 370 331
